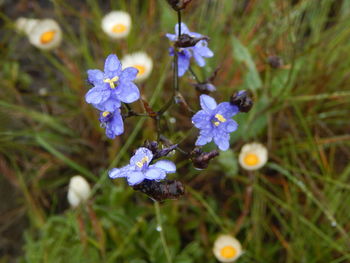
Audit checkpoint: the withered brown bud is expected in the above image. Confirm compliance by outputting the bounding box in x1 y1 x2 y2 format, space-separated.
267 55 284 69
230 90 253 113
194 82 216 93
143 140 178 160
175 34 209 48
133 179 185 201
191 148 220 170
166 0 192 11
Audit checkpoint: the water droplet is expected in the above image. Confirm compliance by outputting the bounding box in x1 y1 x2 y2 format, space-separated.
156 225 162 232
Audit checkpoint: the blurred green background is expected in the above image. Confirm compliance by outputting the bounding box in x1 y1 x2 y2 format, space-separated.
1 0 350 262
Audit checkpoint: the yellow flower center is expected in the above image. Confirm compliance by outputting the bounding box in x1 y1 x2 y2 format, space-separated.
103 76 119 89
220 245 237 259
243 153 260 166
102 111 110 117
112 24 127 33
133 64 146 76
136 156 149 168
213 114 226 127
40 30 56 44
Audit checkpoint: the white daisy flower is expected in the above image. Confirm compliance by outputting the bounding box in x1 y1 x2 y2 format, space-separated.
238 142 268 171
25 19 62 50
121 52 153 82
213 235 243 262
67 176 91 208
101 11 131 39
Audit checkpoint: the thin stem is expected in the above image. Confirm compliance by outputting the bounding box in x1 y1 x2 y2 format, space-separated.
189 66 201 83
177 10 182 36
233 171 255 235
154 202 172 263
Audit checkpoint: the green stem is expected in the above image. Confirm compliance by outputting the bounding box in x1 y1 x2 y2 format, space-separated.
154 202 172 263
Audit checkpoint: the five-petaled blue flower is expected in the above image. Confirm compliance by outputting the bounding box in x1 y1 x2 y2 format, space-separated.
86 54 140 111
109 147 176 186
166 23 214 77
192 95 239 151
99 109 124 139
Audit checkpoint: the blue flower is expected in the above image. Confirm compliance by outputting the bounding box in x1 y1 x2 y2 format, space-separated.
85 54 140 111
192 95 239 151
109 147 176 186
166 23 213 77
99 109 124 139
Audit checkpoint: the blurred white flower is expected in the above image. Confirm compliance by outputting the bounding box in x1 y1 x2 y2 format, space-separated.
101 11 131 39
16 18 62 50
238 142 268 171
67 175 91 208
15 17 39 35
213 235 243 263
122 52 153 82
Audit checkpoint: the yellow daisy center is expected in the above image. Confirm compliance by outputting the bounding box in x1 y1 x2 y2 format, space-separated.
220 245 237 259
103 76 119 89
112 24 127 34
243 153 259 166
40 30 56 44
213 114 226 127
133 64 146 76
136 156 149 168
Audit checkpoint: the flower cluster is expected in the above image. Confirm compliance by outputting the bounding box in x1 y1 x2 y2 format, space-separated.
85 54 140 138
80 6 254 200
166 23 213 76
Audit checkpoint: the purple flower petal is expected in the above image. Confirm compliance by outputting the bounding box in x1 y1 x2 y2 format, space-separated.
215 102 239 119
93 97 121 112
116 82 140 103
214 132 230 151
126 171 145 186
200 94 217 112
223 119 238 133
151 160 176 173
177 51 191 77
175 22 190 35
194 41 214 57
130 147 153 168
166 33 177 42
104 54 122 77
85 87 111 104
193 50 206 67
87 69 104 85
195 133 213 146
145 168 166 180
192 110 210 129
106 111 124 139
109 166 130 179
120 67 139 82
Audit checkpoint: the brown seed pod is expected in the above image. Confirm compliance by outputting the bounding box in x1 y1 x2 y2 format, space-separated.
230 90 253 113
133 179 185 201
166 0 192 11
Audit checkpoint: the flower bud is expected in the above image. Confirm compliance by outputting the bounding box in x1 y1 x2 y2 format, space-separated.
143 140 178 160
267 55 284 69
230 90 253 113
191 148 219 170
67 175 91 208
166 0 192 11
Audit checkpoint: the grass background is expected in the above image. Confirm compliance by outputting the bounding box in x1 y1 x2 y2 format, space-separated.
1 0 350 262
